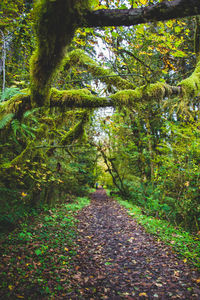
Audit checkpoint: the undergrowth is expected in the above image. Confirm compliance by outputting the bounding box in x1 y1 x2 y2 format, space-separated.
0 196 90 299
116 196 200 270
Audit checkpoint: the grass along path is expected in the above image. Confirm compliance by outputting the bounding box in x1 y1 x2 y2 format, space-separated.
117 197 200 270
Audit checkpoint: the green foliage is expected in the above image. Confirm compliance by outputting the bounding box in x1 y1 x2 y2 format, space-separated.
117 197 200 269
0 107 97 227
100 105 200 232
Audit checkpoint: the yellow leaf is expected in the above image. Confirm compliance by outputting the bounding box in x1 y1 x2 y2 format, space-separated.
64 248 69 252
183 258 187 263
140 0 148 4
8 285 14 291
16 296 24 299
196 279 200 283
139 292 147 297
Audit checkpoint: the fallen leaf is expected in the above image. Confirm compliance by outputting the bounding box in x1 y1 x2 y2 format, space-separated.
139 292 147 297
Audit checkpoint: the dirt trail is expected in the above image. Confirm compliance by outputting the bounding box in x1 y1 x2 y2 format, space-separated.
67 189 200 299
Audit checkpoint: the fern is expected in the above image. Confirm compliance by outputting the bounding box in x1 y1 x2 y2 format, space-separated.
0 113 15 129
21 124 36 138
23 108 39 119
0 87 23 102
23 108 39 124
11 119 36 139
11 119 21 136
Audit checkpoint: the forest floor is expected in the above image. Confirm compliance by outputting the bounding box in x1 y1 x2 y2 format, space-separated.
0 189 200 299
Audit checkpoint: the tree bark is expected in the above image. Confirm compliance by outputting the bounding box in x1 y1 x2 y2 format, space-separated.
84 0 200 28
145 116 154 181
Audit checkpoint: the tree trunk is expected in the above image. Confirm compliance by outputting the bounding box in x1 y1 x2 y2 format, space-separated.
145 115 154 181
0 30 6 93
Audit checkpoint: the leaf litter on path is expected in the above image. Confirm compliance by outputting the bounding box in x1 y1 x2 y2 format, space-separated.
68 189 200 299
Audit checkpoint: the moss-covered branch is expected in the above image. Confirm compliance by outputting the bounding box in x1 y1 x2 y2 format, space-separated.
65 49 136 90
2 59 200 116
0 83 186 116
49 88 111 108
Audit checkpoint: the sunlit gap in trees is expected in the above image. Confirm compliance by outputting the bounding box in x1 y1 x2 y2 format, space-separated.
91 107 114 142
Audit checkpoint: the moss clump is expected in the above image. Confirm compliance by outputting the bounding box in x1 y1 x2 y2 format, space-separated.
65 49 136 90
179 61 200 98
144 83 166 100
110 88 143 106
30 0 91 107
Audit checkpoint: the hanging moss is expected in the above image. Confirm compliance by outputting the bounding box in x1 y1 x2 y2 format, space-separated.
30 0 92 107
65 49 136 90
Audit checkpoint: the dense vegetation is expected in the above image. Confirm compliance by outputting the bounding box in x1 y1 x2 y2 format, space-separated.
0 0 199 235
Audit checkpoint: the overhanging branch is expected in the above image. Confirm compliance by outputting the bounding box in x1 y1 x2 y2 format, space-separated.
84 0 200 27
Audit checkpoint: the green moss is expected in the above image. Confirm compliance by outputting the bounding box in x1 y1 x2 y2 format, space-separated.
144 83 166 100
110 88 143 106
50 87 110 107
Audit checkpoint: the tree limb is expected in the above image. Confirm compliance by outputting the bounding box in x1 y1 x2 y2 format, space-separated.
84 0 200 28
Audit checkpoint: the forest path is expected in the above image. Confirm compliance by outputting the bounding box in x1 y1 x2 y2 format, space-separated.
68 189 200 299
